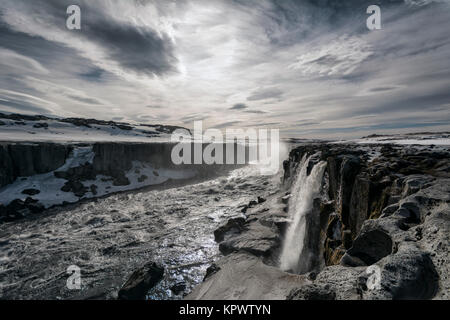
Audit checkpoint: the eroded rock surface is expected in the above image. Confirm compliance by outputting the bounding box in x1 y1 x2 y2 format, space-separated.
188 143 449 300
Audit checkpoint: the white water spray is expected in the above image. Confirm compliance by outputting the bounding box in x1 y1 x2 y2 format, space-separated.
279 154 327 273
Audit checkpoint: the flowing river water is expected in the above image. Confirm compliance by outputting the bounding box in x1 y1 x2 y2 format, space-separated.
0 166 280 299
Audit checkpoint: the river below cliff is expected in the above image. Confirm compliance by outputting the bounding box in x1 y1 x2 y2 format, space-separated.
0 165 279 299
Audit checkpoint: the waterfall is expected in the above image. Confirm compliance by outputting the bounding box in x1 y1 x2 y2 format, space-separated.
279 154 327 274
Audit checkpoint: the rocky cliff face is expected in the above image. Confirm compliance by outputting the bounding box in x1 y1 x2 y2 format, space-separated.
0 142 247 222
187 143 449 300
0 142 72 188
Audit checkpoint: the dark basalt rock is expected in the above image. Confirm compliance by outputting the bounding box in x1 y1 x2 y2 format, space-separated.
54 163 96 181
214 217 247 242
0 197 45 221
61 180 88 197
0 142 71 188
288 284 336 300
138 175 148 183
90 184 98 195
21 188 41 196
203 263 221 281
361 250 440 300
344 227 393 266
112 173 130 186
118 262 164 300
170 282 186 295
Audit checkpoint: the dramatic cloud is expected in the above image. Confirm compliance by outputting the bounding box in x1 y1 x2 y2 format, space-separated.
0 0 449 138
230 103 249 110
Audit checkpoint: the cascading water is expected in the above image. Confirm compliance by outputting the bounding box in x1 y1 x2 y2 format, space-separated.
279 154 327 274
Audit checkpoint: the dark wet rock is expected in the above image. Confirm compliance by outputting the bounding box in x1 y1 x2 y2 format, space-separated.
61 180 88 197
344 225 393 266
138 175 148 183
112 173 130 186
170 282 186 295
1 197 45 221
21 188 40 196
118 262 164 300
214 217 246 242
90 184 98 195
342 229 353 250
23 197 45 214
54 163 96 181
203 263 221 281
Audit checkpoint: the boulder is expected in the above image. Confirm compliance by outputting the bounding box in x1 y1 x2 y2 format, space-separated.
362 250 439 299
118 262 164 300
343 223 393 266
61 180 88 197
21 188 41 196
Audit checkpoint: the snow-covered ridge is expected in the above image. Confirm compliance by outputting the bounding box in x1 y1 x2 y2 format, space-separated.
0 112 190 143
335 132 450 146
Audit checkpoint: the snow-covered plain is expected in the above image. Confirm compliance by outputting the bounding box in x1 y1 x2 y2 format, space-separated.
0 117 184 143
335 133 450 146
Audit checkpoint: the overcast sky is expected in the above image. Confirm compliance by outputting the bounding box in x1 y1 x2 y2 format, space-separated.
0 0 449 138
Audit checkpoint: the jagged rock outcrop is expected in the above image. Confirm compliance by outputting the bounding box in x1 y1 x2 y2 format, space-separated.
118 262 164 300
188 143 449 300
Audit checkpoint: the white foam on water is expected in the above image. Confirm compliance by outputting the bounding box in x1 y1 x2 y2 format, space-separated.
279 154 326 274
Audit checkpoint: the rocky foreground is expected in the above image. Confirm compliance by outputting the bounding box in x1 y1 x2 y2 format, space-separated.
187 142 449 300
